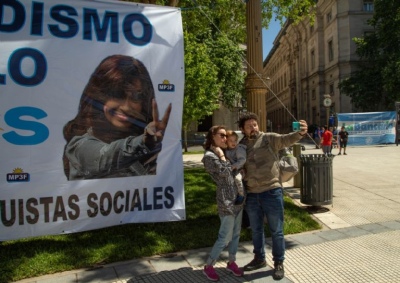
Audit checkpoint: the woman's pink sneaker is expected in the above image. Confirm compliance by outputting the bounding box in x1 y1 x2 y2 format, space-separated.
203 265 219 281
226 261 244 277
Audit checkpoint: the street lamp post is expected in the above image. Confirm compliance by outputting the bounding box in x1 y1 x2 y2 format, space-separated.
323 94 332 126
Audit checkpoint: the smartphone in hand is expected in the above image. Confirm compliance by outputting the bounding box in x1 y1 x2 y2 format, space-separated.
292 121 300 131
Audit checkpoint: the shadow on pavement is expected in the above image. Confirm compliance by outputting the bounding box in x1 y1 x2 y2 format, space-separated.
127 266 246 282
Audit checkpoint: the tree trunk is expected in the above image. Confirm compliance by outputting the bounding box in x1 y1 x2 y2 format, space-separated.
140 0 156 4
182 124 188 152
169 0 179 7
140 0 178 6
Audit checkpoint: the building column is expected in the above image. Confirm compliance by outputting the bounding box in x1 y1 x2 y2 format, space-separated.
245 0 267 131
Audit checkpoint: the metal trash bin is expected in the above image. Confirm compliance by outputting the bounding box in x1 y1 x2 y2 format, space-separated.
299 154 334 206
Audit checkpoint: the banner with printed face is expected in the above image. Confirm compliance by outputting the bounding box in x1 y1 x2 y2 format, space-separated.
337 112 396 145
0 0 185 241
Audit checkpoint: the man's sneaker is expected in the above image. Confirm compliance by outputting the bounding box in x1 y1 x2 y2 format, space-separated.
273 261 285 280
226 261 243 277
338 152 341 155
344 153 347 155
203 265 219 281
243 257 266 271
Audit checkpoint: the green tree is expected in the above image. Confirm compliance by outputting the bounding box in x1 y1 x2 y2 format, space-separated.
182 32 220 151
339 0 400 111
127 1 247 151
261 0 317 28
209 36 246 108
129 0 316 147
179 1 247 151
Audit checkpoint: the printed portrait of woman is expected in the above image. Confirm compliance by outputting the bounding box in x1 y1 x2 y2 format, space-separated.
63 55 171 180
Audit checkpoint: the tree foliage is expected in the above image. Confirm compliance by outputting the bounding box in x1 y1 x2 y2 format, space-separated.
339 0 400 111
260 0 317 28
129 0 316 143
181 31 220 150
209 36 246 108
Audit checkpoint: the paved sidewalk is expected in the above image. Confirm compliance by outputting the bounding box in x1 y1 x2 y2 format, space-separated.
14 144 400 283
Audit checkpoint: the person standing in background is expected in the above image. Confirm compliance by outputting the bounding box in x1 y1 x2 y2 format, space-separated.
320 125 333 155
338 126 349 155
331 126 338 152
313 126 321 148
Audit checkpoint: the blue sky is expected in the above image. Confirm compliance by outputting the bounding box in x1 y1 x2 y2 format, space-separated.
262 20 283 58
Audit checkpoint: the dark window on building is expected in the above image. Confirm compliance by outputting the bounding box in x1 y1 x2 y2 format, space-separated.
327 11 332 23
328 40 334 61
197 115 212 132
363 0 374 12
312 107 317 123
329 83 334 95
311 49 315 69
312 89 316 100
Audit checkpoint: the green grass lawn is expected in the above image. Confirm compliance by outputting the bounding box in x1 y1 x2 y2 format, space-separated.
0 168 320 282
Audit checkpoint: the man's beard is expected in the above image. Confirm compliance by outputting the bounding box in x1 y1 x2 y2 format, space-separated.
248 131 259 140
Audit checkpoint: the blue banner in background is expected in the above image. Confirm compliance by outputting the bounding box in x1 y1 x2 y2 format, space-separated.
337 112 396 145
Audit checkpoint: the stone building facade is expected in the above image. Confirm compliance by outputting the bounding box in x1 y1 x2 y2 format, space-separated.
186 103 242 145
263 0 375 133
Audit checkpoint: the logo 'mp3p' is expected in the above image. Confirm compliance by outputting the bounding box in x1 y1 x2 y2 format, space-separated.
7 168 30 183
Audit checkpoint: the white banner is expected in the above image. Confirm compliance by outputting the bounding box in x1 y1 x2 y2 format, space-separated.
0 0 185 241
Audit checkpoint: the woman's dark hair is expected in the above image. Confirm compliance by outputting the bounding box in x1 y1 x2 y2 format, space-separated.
62 55 155 178
238 112 258 129
203 125 226 150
